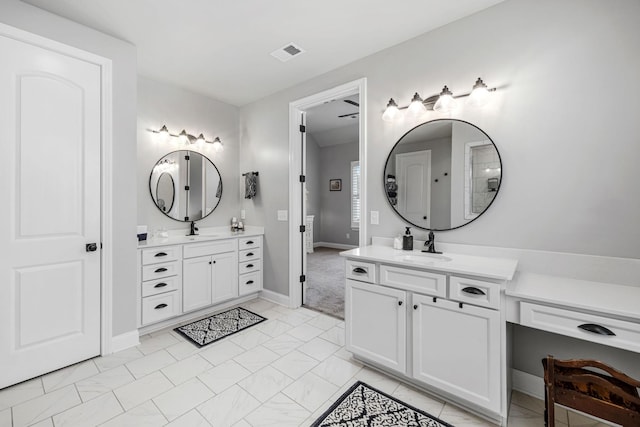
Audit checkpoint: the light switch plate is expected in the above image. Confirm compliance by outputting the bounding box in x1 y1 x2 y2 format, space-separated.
277 210 288 221
370 211 379 225
240 209 246 220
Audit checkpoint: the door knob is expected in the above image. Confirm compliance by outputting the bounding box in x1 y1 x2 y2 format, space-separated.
86 243 97 252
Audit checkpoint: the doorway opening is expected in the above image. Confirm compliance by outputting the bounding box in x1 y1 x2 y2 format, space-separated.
288 79 367 315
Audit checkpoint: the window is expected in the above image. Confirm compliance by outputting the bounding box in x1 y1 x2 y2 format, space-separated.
351 160 360 229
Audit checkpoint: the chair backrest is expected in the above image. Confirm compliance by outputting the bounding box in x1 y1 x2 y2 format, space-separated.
542 356 640 426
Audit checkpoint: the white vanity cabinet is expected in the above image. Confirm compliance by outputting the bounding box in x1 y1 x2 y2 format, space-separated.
139 245 183 325
342 246 517 425
183 239 238 312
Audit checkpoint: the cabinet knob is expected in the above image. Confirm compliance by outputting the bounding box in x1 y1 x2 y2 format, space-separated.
209 261 212 265
398 300 403 306
413 304 418 310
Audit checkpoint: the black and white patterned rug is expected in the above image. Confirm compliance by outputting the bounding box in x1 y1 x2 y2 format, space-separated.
311 381 453 427
174 307 266 347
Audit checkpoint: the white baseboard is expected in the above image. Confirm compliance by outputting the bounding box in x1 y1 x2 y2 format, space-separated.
260 289 290 307
314 242 357 250
109 330 140 354
512 368 544 400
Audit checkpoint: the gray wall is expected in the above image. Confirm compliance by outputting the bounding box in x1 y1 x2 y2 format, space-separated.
137 76 240 232
319 142 360 246
239 0 640 375
305 134 322 244
0 0 138 336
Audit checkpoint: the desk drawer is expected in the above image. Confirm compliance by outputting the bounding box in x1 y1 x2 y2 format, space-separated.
142 291 180 325
520 302 640 353
238 236 261 250
183 239 237 259
380 264 446 297
142 245 180 265
239 271 262 296
239 259 261 274
345 259 376 284
142 261 179 281
449 276 501 310
239 247 262 262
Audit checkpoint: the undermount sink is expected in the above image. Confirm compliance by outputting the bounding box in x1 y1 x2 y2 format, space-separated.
400 252 453 263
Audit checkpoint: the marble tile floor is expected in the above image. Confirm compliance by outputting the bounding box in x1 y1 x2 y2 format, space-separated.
0 299 615 427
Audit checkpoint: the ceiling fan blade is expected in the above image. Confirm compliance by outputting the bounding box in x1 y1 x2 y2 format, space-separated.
338 112 359 118
343 99 359 107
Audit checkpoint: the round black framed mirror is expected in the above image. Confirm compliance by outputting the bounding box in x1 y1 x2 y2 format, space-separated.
383 119 502 231
149 150 222 221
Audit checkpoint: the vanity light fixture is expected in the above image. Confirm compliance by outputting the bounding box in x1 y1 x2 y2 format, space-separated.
149 125 224 151
383 78 497 121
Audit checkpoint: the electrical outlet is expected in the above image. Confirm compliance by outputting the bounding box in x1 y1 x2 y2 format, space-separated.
346 233 350 239
370 211 379 225
240 209 246 220
277 210 288 221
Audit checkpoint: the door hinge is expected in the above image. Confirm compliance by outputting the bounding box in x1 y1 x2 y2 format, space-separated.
299 124 306 133
184 185 190 191
299 274 306 283
184 216 189 221
100 242 103 249
184 155 190 160
299 225 306 233
299 175 306 183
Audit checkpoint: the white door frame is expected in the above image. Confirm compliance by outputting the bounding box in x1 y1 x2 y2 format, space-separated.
288 78 367 308
0 23 115 355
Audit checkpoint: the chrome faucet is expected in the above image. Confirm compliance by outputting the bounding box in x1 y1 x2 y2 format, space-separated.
187 221 198 236
422 231 442 254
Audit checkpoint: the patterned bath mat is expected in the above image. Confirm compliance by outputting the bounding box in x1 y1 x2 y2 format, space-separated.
311 381 453 427
175 307 266 347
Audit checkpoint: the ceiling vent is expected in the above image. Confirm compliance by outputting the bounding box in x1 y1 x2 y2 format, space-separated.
270 42 306 62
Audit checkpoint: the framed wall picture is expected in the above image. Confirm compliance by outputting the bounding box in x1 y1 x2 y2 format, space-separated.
329 179 342 191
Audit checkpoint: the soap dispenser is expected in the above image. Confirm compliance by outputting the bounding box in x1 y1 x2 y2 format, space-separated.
402 227 413 251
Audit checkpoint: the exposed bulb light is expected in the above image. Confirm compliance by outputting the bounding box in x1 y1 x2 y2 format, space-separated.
178 129 189 144
407 92 427 117
433 86 457 113
196 133 206 144
211 137 223 152
382 98 400 122
467 77 490 108
158 125 170 139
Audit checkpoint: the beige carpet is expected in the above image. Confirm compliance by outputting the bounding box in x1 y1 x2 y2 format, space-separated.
304 247 345 319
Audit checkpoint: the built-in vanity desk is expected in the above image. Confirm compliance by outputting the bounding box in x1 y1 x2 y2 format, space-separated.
137 226 264 332
341 246 518 425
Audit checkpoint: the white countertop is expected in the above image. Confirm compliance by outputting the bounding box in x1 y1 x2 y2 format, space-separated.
138 226 264 249
340 245 518 281
507 272 640 321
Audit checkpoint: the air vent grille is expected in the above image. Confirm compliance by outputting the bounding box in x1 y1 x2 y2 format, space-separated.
270 42 306 62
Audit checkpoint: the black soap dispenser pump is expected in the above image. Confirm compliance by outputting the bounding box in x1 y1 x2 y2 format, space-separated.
402 227 413 251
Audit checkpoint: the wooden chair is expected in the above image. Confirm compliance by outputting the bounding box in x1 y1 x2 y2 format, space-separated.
542 356 640 426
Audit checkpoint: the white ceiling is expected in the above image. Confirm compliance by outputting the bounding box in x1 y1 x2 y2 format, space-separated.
306 94 359 147
22 0 504 106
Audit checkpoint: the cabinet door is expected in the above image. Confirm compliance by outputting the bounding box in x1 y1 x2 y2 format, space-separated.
183 256 213 312
346 279 406 373
412 294 501 412
212 251 238 304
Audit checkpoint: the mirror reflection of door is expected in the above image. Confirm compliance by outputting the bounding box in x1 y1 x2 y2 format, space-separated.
396 150 431 229
155 172 175 213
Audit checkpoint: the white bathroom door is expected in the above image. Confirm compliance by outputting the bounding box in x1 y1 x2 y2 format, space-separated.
0 35 102 388
396 150 431 228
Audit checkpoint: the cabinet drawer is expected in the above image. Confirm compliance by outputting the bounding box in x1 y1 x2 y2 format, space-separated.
345 259 377 284
141 245 181 265
449 276 501 310
239 259 261 274
239 271 262 296
142 276 180 297
520 302 640 353
142 261 179 281
142 291 180 325
379 264 446 297
239 247 262 262
238 236 261 250
183 239 237 259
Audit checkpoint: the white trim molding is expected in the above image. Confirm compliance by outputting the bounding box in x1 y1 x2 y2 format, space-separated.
511 369 544 400
111 330 140 353
314 242 358 250
260 289 291 307
288 78 367 309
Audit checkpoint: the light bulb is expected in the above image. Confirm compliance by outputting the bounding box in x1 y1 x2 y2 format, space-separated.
407 92 427 117
433 86 457 113
212 137 223 152
467 78 490 108
382 98 400 122
196 133 206 144
178 129 189 145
